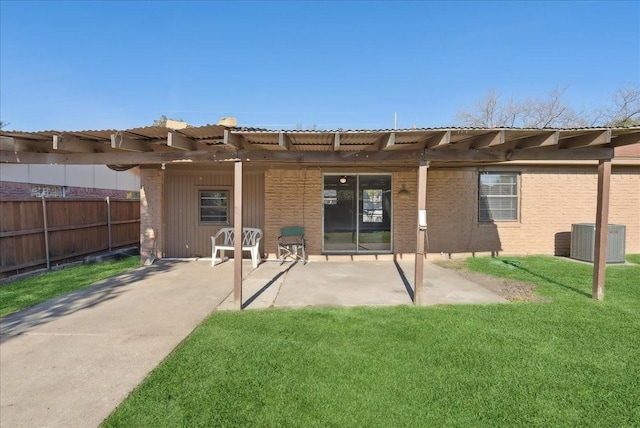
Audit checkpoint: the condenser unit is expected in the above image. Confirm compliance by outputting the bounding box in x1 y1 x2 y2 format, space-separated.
570 223 626 264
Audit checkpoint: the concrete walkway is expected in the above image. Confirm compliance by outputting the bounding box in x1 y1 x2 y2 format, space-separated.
0 261 236 428
0 259 505 427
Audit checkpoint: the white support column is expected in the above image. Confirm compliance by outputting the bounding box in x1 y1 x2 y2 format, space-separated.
592 158 611 300
414 160 428 304
234 160 243 309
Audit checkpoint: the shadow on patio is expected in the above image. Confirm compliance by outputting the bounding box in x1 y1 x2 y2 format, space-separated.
0 260 182 343
217 258 508 310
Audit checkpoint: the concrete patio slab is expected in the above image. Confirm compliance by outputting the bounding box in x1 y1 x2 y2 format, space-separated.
396 259 509 305
217 261 290 310
274 261 413 308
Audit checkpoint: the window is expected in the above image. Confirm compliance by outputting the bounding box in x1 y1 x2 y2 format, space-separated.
199 190 229 224
362 189 383 223
478 172 519 222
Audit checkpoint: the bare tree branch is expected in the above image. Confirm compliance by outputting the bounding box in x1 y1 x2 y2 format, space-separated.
455 85 630 129
597 86 640 126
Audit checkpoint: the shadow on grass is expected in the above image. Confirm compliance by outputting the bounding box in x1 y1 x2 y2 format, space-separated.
500 259 591 298
393 260 414 302
0 260 180 344
242 261 298 309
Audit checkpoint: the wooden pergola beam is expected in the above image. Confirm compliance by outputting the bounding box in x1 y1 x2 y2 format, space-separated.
167 132 198 151
110 132 154 152
514 131 559 149
453 131 504 150
592 158 611 301
224 130 246 150
381 132 396 150
366 132 395 151
0 136 51 153
611 132 640 147
560 130 611 149
508 147 613 161
424 130 451 149
278 132 297 151
470 130 505 149
53 135 102 153
1 146 616 165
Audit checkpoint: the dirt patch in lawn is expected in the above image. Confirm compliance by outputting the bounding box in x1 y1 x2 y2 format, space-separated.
435 259 546 302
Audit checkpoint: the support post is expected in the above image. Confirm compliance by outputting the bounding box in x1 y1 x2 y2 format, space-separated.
41 197 50 270
592 158 611 300
106 196 112 251
234 160 243 309
414 159 428 304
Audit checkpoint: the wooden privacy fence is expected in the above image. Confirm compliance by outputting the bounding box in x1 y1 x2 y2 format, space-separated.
0 198 140 276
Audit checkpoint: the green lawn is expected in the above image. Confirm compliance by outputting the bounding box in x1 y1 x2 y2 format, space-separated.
104 255 640 427
0 256 140 317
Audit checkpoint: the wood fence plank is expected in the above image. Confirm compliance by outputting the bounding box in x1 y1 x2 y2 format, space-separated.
0 199 140 277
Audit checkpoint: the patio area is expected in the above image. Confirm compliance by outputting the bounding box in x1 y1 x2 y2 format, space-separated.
214 258 508 309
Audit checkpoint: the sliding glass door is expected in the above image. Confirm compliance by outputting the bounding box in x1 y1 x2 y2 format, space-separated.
323 174 392 253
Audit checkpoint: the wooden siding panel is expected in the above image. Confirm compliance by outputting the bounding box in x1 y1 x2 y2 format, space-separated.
164 169 265 258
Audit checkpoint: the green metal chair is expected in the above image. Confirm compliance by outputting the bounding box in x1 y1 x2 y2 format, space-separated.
277 226 306 263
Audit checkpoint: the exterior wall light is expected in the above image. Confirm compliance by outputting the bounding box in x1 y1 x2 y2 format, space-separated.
339 176 347 184
398 183 410 199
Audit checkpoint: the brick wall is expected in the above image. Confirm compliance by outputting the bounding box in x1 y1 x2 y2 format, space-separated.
140 167 165 262
262 165 639 258
393 170 418 255
264 168 323 256
426 165 640 257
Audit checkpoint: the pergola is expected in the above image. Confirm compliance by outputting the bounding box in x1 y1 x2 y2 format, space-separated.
2 125 639 307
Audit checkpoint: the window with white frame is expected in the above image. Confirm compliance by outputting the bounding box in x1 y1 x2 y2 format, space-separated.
199 190 229 224
478 172 519 222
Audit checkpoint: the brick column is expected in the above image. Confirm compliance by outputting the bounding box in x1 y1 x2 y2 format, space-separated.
140 167 165 264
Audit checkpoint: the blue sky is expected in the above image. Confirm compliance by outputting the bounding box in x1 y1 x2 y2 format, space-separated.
1 1 638 131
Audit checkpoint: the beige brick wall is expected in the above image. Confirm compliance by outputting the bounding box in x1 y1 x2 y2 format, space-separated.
265 168 417 257
264 168 323 256
426 165 640 257
140 167 165 262
393 170 418 255
426 169 503 255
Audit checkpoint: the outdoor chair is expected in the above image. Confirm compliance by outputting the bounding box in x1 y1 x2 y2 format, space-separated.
211 227 263 268
277 226 306 264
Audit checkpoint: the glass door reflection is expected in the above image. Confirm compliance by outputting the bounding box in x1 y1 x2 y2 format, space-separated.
323 174 392 253
323 175 357 252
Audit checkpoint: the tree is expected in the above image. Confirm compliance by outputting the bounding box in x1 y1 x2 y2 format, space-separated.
0 121 8 130
152 115 187 127
456 85 639 128
593 86 640 127
456 90 525 128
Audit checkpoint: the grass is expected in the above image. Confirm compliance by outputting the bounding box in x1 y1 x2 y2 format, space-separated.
104 254 640 427
627 253 640 265
0 256 140 317
466 255 640 310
